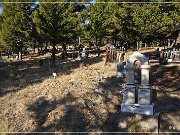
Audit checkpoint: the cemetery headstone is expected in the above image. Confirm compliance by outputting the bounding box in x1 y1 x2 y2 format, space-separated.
117 51 126 77
161 47 180 63
121 52 154 115
77 51 81 59
105 47 110 65
105 46 126 65
134 60 141 84
15 55 18 60
82 48 86 58
117 61 126 77
159 50 168 64
174 48 180 61
80 48 89 60
116 50 121 63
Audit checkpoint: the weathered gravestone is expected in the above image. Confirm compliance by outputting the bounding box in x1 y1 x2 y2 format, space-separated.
116 48 125 63
117 47 126 77
81 48 86 58
116 51 121 63
121 52 155 115
161 48 180 63
117 62 126 77
173 48 180 62
159 50 168 64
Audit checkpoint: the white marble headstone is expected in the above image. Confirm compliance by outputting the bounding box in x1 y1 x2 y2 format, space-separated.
82 48 86 57
138 89 152 105
123 88 136 104
121 51 154 115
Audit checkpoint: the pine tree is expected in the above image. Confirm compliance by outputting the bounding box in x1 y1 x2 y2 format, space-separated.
1 1 35 60
87 0 113 56
33 0 88 66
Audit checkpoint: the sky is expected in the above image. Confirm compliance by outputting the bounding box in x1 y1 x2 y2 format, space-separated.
0 0 96 14
0 8 2 14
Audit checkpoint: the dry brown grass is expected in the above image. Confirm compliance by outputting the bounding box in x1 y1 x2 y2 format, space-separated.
0 51 179 133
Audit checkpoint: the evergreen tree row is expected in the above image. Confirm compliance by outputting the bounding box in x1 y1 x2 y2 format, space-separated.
0 0 179 64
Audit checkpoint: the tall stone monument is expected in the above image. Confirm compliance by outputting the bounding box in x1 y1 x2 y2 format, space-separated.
121 52 154 115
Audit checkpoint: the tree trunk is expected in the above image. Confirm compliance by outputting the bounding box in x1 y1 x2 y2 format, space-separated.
61 42 67 60
45 42 48 50
74 43 77 50
89 42 91 49
51 40 56 67
18 46 22 60
7 51 10 58
33 44 36 53
95 37 98 46
168 39 170 47
96 37 100 57
98 39 101 57
44 43 48 53
37 42 40 54
114 40 116 47
62 42 67 55
136 41 139 51
173 38 177 47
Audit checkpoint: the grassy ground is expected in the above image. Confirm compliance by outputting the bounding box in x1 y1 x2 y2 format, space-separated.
0 50 179 133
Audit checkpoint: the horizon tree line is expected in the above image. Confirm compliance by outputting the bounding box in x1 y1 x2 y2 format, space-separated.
0 0 179 66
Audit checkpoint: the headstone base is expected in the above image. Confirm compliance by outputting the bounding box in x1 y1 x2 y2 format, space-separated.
138 87 152 105
117 72 125 77
121 103 154 115
123 85 136 104
168 59 173 62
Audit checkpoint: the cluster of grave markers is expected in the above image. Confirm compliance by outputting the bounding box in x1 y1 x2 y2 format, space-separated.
160 48 180 64
105 46 126 65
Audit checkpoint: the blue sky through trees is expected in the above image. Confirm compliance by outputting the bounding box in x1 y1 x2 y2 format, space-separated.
0 8 2 14
0 0 96 14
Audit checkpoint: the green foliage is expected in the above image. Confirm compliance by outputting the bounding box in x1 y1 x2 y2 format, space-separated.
105 1 180 46
131 3 180 43
33 0 87 44
0 0 35 52
0 0 179 54
85 0 116 45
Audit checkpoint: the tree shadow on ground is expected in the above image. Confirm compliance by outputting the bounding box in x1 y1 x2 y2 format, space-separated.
96 62 180 132
95 76 158 132
26 75 131 133
0 56 103 97
27 93 89 134
150 64 180 93
25 61 180 133
151 64 179 131
157 95 180 132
